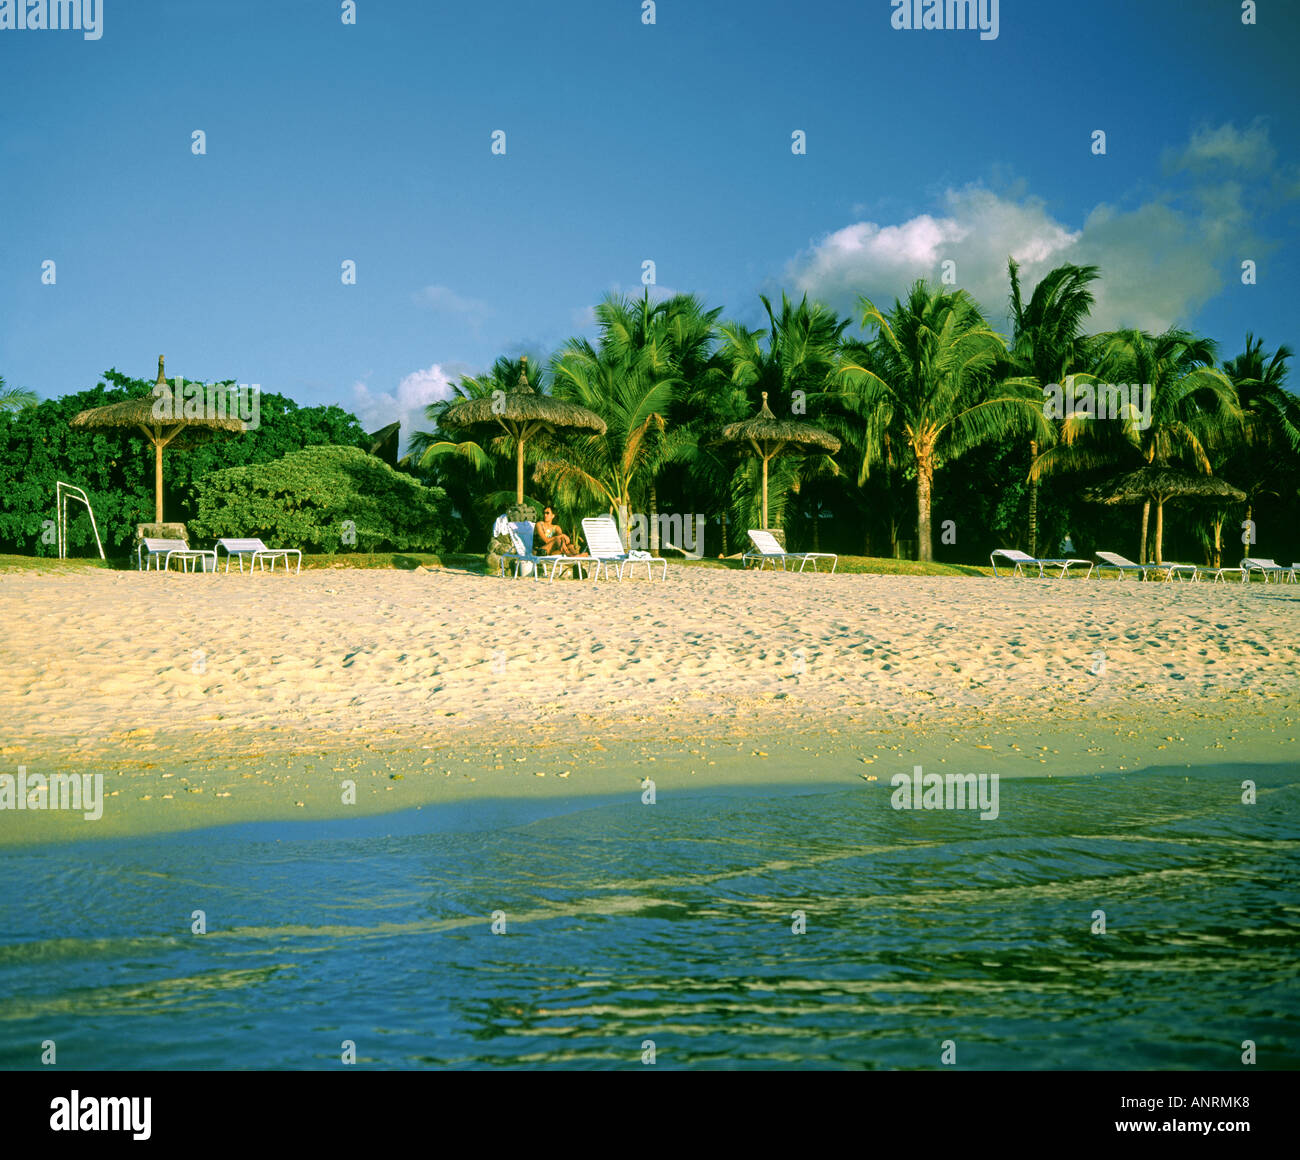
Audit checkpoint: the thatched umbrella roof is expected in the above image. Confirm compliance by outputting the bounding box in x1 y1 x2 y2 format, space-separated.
71 356 245 522
1083 465 1245 506
1084 464 1246 566
439 356 606 504
716 391 840 527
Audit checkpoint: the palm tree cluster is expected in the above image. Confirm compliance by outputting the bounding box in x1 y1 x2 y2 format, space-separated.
409 267 1300 565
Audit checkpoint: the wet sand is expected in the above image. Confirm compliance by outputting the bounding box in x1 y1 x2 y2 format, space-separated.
1 567 1296 843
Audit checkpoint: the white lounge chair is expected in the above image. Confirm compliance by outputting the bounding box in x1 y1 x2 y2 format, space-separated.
1192 564 1247 583
499 519 597 581
137 537 216 573
1093 551 1173 580
743 529 837 573
990 548 1093 578
581 515 667 580
215 537 302 574
1241 557 1296 583
1095 551 1237 582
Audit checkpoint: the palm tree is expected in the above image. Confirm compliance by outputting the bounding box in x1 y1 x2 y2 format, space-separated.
1034 328 1240 562
837 280 1049 561
540 307 681 538
718 292 847 412
1216 334 1299 557
1223 333 1299 456
0 377 38 412
591 291 725 551
1006 259 1100 555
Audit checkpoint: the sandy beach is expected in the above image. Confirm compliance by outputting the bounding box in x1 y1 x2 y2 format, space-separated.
0 566 1295 844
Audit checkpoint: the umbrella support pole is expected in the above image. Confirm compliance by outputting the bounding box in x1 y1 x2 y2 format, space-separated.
55 481 106 561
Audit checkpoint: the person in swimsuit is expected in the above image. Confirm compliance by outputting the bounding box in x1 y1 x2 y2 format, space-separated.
535 506 579 556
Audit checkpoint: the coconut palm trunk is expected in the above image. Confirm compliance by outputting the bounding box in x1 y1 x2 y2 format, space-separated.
1139 500 1151 564
649 483 659 554
1027 439 1039 556
916 449 934 562
884 433 896 558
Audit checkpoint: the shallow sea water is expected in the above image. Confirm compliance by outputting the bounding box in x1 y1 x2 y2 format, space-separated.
0 764 1296 1069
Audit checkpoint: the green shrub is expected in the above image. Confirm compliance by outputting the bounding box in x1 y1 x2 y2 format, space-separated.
189 444 458 552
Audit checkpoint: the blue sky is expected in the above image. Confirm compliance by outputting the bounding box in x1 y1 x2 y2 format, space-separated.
2 0 1296 448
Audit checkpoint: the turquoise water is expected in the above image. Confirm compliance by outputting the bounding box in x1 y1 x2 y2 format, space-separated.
1 764 1296 1069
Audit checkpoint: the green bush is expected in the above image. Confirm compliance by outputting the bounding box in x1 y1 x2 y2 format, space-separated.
189 445 459 552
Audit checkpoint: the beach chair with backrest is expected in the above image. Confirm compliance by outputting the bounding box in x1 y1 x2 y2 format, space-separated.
581 515 667 580
137 538 216 573
1093 551 1173 581
215 537 302 574
990 548 1093 579
1240 557 1297 583
499 519 597 581
1098 552 1226 582
743 529 838 573
1191 563 1248 583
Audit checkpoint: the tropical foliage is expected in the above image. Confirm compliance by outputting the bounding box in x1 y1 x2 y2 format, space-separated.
8 264 1300 566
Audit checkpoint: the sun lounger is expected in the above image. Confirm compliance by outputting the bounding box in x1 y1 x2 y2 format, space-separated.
1097 551 1243 582
743 530 838 573
991 548 1093 578
215 537 302 574
498 519 598 581
1241 557 1297 583
137 537 216 573
581 515 667 580
1191 564 1247 583
1093 551 1172 580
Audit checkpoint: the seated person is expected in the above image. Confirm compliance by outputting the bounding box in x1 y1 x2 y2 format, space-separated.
534 506 579 556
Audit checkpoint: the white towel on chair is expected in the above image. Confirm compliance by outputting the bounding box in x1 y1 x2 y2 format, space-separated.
627 550 651 561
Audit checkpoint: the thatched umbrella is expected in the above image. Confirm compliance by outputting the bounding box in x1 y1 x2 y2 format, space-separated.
1084 465 1246 563
71 356 245 523
717 391 840 528
438 356 607 505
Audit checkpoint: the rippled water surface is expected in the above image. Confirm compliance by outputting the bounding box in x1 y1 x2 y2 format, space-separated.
1 765 1296 1069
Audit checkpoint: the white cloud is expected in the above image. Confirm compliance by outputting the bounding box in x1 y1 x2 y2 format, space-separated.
1071 200 1229 333
788 123 1293 335
788 187 1079 330
1163 120 1276 175
351 363 461 455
